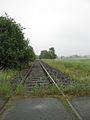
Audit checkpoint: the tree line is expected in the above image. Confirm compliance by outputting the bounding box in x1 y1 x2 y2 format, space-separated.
39 47 57 59
0 14 35 69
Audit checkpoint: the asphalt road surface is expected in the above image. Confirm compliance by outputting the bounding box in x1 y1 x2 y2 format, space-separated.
72 96 90 120
2 98 72 120
0 97 5 111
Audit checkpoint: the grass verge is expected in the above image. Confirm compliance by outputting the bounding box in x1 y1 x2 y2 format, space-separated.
0 69 17 98
43 59 90 96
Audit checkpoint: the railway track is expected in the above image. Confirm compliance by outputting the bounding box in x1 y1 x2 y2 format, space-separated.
25 60 52 90
11 59 71 91
24 60 82 120
40 63 82 119
0 60 82 120
41 61 71 84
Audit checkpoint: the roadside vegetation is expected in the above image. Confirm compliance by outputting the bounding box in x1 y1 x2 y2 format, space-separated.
43 59 90 95
0 14 35 69
0 69 17 98
15 82 27 96
0 69 29 98
0 14 35 98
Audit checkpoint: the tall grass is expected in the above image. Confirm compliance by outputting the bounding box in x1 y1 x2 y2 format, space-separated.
15 82 27 96
31 84 60 97
0 70 17 98
43 59 90 81
43 59 90 95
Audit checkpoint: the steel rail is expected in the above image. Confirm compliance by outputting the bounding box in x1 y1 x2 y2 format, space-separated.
20 61 36 84
25 60 51 89
40 61 83 120
0 60 83 120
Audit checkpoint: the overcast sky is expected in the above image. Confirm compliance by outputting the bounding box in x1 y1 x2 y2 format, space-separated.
0 0 90 56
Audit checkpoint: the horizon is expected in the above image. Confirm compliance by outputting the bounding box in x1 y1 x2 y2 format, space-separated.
0 0 90 56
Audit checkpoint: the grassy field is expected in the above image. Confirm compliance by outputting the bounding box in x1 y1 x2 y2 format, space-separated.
0 69 17 98
43 59 90 95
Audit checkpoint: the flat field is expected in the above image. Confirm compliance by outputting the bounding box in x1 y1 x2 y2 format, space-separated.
43 59 90 95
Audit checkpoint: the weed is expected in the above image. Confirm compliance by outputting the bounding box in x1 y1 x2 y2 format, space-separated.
15 82 27 96
0 70 17 98
30 84 60 97
43 59 90 95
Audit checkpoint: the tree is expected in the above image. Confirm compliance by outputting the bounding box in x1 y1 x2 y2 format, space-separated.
0 14 35 68
39 50 50 59
39 47 57 59
49 47 57 59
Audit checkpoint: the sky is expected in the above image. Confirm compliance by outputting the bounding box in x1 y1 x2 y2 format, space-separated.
0 0 90 56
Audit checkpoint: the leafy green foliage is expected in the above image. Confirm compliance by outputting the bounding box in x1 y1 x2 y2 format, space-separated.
49 47 57 59
39 47 57 59
0 14 35 68
39 50 50 59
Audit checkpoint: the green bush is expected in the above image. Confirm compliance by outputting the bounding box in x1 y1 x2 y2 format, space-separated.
0 14 35 69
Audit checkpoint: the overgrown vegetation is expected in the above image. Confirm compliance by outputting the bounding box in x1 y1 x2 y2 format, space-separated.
0 70 17 98
31 84 60 97
43 59 90 95
15 82 27 96
0 14 35 69
0 69 29 98
0 14 36 99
